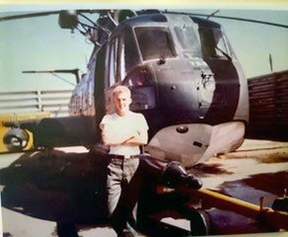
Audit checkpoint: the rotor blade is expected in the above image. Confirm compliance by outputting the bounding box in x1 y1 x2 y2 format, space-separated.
3 9 286 28
162 10 288 29
0 9 97 22
0 11 62 22
189 13 288 29
161 10 288 29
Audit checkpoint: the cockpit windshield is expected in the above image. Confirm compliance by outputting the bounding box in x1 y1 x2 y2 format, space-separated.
135 27 176 61
174 26 202 58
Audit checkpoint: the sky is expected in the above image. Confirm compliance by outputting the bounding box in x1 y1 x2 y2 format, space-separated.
0 6 288 92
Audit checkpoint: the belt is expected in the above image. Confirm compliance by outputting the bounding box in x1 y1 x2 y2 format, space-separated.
108 154 139 159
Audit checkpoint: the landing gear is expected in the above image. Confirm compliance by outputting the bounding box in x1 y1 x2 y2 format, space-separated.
189 209 210 236
57 222 79 237
3 128 29 152
163 161 203 190
176 204 211 236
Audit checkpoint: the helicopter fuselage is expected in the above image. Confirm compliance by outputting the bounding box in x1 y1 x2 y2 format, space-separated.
68 13 249 166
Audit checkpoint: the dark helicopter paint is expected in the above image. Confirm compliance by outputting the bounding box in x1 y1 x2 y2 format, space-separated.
92 13 248 159
93 13 247 140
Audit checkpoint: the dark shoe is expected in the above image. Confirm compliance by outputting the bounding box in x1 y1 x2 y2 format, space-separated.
272 197 288 212
57 222 79 237
118 229 137 237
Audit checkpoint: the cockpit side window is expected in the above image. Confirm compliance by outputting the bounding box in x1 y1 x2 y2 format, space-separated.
135 27 176 61
123 67 156 111
117 36 126 82
124 67 153 87
199 27 232 60
174 26 202 58
108 38 118 86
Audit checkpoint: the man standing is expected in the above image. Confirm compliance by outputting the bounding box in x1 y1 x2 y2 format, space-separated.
100 86 148 237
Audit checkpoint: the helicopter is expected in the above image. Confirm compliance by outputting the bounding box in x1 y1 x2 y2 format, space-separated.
2 10 288 166
2 9 251 167
1 9 288 237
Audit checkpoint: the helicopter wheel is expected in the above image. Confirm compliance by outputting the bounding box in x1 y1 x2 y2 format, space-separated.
3 128 29 152
189 209 211 236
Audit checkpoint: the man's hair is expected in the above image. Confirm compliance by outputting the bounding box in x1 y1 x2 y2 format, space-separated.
112 85 131 97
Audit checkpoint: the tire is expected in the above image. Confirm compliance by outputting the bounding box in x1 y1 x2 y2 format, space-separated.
190 209 210 236
3 128 29 152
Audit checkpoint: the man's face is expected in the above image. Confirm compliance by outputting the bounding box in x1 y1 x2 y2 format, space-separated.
114 91 131 115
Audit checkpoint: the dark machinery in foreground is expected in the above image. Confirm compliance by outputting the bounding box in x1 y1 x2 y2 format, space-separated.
0 151 206 236
0 150 287 236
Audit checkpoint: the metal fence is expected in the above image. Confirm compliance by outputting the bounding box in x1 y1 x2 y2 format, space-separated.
0 90 73 117
248 70 288 138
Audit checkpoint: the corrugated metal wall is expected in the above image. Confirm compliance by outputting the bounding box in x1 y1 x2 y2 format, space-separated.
248 70 288 139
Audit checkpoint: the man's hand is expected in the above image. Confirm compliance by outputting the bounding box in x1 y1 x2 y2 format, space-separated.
121 129 148 146
101 124 139 146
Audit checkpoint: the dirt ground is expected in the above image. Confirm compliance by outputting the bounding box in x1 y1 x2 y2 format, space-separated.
0 139 288 237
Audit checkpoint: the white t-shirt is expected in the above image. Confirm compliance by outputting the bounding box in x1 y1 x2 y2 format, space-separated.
100 111 148 157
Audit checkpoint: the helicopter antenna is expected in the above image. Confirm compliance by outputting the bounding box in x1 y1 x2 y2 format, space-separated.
78 12 110 35
51 73 76 86
269 54 274 73
107 11 118 27
207 10 220 20
22 69 80 84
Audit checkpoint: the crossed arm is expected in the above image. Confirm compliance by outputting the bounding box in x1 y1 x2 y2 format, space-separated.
101 124 148 146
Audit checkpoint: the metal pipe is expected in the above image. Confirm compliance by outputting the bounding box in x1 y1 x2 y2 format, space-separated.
181 187 288 230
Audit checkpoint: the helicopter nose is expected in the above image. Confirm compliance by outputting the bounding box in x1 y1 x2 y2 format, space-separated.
157 81 200 120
